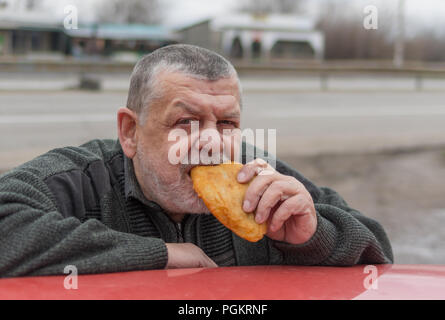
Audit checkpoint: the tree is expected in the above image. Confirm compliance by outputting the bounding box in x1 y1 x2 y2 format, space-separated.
316 0 394 60
96 0 161 25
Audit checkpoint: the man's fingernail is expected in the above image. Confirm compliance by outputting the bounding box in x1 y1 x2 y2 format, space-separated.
238 172 245 182
243 200 250 211
255 214 262 223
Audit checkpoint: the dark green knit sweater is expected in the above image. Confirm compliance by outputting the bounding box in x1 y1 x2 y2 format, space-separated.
0 139 393 278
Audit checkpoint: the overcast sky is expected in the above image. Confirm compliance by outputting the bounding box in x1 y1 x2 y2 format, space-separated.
34 0 445 34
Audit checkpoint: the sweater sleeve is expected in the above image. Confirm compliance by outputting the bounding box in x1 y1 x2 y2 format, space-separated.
0 168 168 278
270 186 394 266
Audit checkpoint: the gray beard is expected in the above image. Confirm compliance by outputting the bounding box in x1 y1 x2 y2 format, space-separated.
135 147 210 214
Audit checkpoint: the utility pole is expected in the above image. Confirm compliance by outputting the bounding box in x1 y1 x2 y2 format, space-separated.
393 0 405 68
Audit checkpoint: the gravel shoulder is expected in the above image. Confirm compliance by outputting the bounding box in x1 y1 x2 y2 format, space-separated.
280 145 445 264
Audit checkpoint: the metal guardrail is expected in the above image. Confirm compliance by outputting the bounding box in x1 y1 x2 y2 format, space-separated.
235 61 445 91
2 58 445 73
1 59 445 91
0 59 134 73
232 61 445 92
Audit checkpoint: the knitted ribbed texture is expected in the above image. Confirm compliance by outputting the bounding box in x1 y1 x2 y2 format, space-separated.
0 139 393 278
0 140 167 278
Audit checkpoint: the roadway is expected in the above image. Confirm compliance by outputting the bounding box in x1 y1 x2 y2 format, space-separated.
1 89 445 170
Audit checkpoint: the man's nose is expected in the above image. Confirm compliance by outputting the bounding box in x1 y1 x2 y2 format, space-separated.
197 127 223 155
188 123 224 165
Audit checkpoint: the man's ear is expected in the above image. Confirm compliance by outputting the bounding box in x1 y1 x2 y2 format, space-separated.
117 107 139 159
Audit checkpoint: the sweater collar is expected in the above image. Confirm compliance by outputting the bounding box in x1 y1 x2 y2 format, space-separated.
123 153 162 211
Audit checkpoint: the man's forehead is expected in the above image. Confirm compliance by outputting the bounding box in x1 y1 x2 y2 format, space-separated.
160 71 240 97
159 71 241 115
172 96 240 118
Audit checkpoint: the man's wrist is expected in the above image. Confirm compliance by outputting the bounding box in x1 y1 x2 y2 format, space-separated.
271 211 338 265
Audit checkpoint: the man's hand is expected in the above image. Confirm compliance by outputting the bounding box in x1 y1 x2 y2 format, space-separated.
237 159 317 245
165 243 218 269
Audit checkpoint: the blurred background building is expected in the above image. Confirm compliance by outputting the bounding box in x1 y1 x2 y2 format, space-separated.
65 24 178 60
177 14 324 62
0 0 178 59
0 0 324 63
1 0 445 64
0 0 67 57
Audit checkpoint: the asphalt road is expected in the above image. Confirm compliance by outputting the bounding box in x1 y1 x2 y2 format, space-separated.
1 90 445 169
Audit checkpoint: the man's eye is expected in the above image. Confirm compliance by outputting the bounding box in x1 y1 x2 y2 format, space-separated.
218 120 237 127
177 119 198 125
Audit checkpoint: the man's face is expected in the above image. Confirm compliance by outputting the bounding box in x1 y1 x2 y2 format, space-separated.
132 71 242 214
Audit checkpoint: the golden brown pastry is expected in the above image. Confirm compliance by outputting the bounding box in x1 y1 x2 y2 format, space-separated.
191 162 267 242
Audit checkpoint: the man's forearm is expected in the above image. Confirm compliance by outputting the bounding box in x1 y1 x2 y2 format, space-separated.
0 207 168 277
0 170 168 278
272 207 393 266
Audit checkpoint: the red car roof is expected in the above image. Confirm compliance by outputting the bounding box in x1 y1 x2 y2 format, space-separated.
0 264 444 300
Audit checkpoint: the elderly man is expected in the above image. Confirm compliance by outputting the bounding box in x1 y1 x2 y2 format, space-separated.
0 44 393 277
